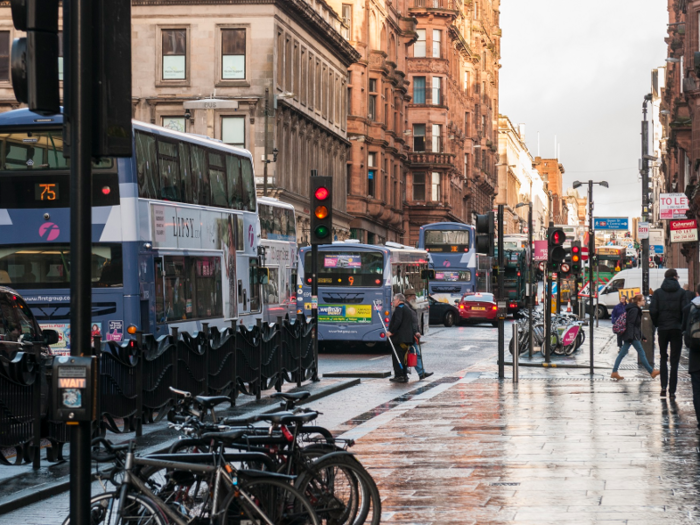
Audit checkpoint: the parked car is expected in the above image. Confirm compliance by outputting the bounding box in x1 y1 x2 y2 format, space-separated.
457 292 498 327
0 286 58 354
428 295 460 327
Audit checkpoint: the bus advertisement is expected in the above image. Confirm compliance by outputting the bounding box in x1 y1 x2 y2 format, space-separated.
0 109 264 352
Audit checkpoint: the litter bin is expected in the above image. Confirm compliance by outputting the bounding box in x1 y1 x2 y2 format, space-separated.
640 309 655 367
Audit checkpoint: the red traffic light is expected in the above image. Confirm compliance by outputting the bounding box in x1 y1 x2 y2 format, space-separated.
572 245 580 254
314 186 329 200
552 231 563 244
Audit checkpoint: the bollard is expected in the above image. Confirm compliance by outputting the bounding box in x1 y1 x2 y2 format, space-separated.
640 308 655 368
512 323 519 383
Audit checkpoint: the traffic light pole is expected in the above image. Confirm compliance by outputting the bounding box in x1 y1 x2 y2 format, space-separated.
497 205 505 379
67 1 94 523
528 204 533 359
544 222 553 363
557 273 562 315
588 181 595 375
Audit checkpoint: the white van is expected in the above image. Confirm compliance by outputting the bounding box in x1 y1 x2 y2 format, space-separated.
594 268 688 318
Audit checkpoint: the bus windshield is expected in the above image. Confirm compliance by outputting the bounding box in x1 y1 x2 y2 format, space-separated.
0 130 112 171
434 270 471 282
304 251 384 287
0 244 123 289
424 230 470 251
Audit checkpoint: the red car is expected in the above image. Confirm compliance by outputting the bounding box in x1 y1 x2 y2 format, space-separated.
457 292 498 326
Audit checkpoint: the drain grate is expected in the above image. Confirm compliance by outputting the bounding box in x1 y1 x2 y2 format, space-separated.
490 482 520 486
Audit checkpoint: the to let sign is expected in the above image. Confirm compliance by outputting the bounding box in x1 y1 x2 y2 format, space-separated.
669 219 698 243
660 193 689 220
637 222 649 240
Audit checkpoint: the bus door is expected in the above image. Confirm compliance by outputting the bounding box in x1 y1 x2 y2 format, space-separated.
139 253 156 333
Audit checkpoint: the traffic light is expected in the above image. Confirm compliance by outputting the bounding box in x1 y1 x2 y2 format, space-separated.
571 241 582 275
475 212 494 256
547 226 566 272
10 0 60 115
310 176 333 245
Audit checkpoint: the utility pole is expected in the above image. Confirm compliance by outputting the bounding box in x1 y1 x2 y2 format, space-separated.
641 94 652 299
497 204 505 379
588 181 595 375
544 221 552 363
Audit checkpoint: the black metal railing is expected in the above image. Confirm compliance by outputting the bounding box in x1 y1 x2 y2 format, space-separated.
0 315 317 468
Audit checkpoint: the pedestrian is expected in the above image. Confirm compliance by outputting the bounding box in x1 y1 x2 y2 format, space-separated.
404 289 433 380
386 293 413 383
654 254 662 268
650 268 689 398
682 284 700 434
610 294 627 348
611 294 660 380
684 283 695 305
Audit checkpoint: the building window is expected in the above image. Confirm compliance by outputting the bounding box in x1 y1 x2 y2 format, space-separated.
463 71 469 92
301 48 307 103
431 172 441 201
162 29 187 80
368 152 376 197
413 172 425 201
432 124 441 153
221 29 245 79
432 30 441 58
464 153 469 177
465 112 470 134
342 4 352 40
414 29 426 57
413 76 426 104
368 78 377 120
432 76 441 105
222 116 245 148
413 124 425 151
162 116 186 133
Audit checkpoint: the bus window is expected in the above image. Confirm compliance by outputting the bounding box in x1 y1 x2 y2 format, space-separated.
157 140 180 201
305 251 384 287
178 142 193 203
263 267 280 304
249 259 261 312
208 152 228 207
190 145 210 206
161 256 222 322
423 229 470 251
241 158 256 212
135 131 158 198
226 155 243 210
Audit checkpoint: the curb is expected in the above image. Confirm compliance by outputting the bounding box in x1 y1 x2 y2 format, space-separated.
0 378 360 516
323 371 391 378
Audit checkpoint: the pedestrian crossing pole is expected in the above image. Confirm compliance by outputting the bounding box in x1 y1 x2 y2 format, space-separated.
497 204 505 379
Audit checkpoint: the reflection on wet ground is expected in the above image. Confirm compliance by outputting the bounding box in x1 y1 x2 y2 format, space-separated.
349 374 700 524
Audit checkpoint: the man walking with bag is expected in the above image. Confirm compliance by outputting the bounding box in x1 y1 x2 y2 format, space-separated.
650 268 689 399
404 289 433 380
683 285 700 434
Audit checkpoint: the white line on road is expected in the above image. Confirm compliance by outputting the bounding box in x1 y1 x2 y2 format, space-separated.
460 346 473 352
369 356 388 361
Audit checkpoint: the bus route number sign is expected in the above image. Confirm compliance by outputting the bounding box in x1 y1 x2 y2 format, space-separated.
35 183 59 201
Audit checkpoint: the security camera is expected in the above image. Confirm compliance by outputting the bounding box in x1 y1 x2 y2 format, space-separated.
184 109 192 120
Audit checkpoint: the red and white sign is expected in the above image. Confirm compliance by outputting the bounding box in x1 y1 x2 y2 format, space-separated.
660 193 689 220
637 222 649 240
533 240 548 261
670 219 698 243
578 281 597 298
581 246 589 261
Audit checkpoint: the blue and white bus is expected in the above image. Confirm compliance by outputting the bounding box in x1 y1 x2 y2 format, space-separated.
258 197 297 322
418 222 489 304
0 109 262 353
296 241 430 349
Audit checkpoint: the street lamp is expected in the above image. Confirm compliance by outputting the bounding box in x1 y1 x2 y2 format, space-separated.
515 201 534 357
572 179 609 375
262 90 295 196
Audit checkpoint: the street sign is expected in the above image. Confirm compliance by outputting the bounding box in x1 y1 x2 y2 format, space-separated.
669 219 698 243
594 217 629 230
581 246 589 261
533 240 548 261
659 193 689 220
637 222 649 240
578 281 597 298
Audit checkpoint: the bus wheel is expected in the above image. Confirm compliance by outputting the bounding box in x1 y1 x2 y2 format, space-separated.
444 311 456 327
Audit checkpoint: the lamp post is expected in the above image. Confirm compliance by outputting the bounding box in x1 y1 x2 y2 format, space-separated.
573 179 609 375
641 94 656 300
516 201 533 358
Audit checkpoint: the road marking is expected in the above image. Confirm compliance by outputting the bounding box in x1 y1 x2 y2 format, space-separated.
369 356 388 361
460 345 473 352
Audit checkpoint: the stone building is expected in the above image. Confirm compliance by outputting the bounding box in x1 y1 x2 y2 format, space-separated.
534 156 566 225
402 0 501 244
327 0 415 244
0 0 360 244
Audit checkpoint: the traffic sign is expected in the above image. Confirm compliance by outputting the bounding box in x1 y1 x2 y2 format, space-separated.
578 281 597 298
581 246 589 261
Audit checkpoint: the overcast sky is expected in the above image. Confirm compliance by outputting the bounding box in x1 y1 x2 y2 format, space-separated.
500 0 669 224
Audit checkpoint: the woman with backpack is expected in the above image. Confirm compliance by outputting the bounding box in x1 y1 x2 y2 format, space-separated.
611 294 661 381
611 295 627 348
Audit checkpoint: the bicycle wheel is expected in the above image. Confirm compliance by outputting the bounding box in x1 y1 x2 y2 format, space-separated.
296 454 381 525
61 491 168 525
222 476 320 525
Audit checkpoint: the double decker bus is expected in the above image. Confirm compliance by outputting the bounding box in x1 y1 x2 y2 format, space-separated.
258 197 297 322
0 109 262 353
594 246 628 285
297 241 430 349
417 222 485 304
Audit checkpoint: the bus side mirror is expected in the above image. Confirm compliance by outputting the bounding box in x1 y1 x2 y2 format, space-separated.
421 269 435 280
257 267 270 285
43 329 59 345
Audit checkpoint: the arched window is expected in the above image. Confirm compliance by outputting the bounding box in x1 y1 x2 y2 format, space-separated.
369 11 377 49
380 24 387 52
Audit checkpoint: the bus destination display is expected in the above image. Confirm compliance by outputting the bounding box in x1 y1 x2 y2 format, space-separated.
35 183 59 201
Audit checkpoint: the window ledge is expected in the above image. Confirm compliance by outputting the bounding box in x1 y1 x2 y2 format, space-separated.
156 80 191 88
215 80 251 88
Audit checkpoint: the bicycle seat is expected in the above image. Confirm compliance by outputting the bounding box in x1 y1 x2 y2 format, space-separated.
253 411 294 424
270 391 311 402
195 395 231 409
169 386 192 398
201 429 246 444
221 416 255 426
255 411 318 425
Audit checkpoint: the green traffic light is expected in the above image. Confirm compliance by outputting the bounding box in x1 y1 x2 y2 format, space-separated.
315 225 330 238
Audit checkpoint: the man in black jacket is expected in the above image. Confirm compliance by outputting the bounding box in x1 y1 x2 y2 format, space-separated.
386 293 413 383
682 288 700 434
650 268 689 399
